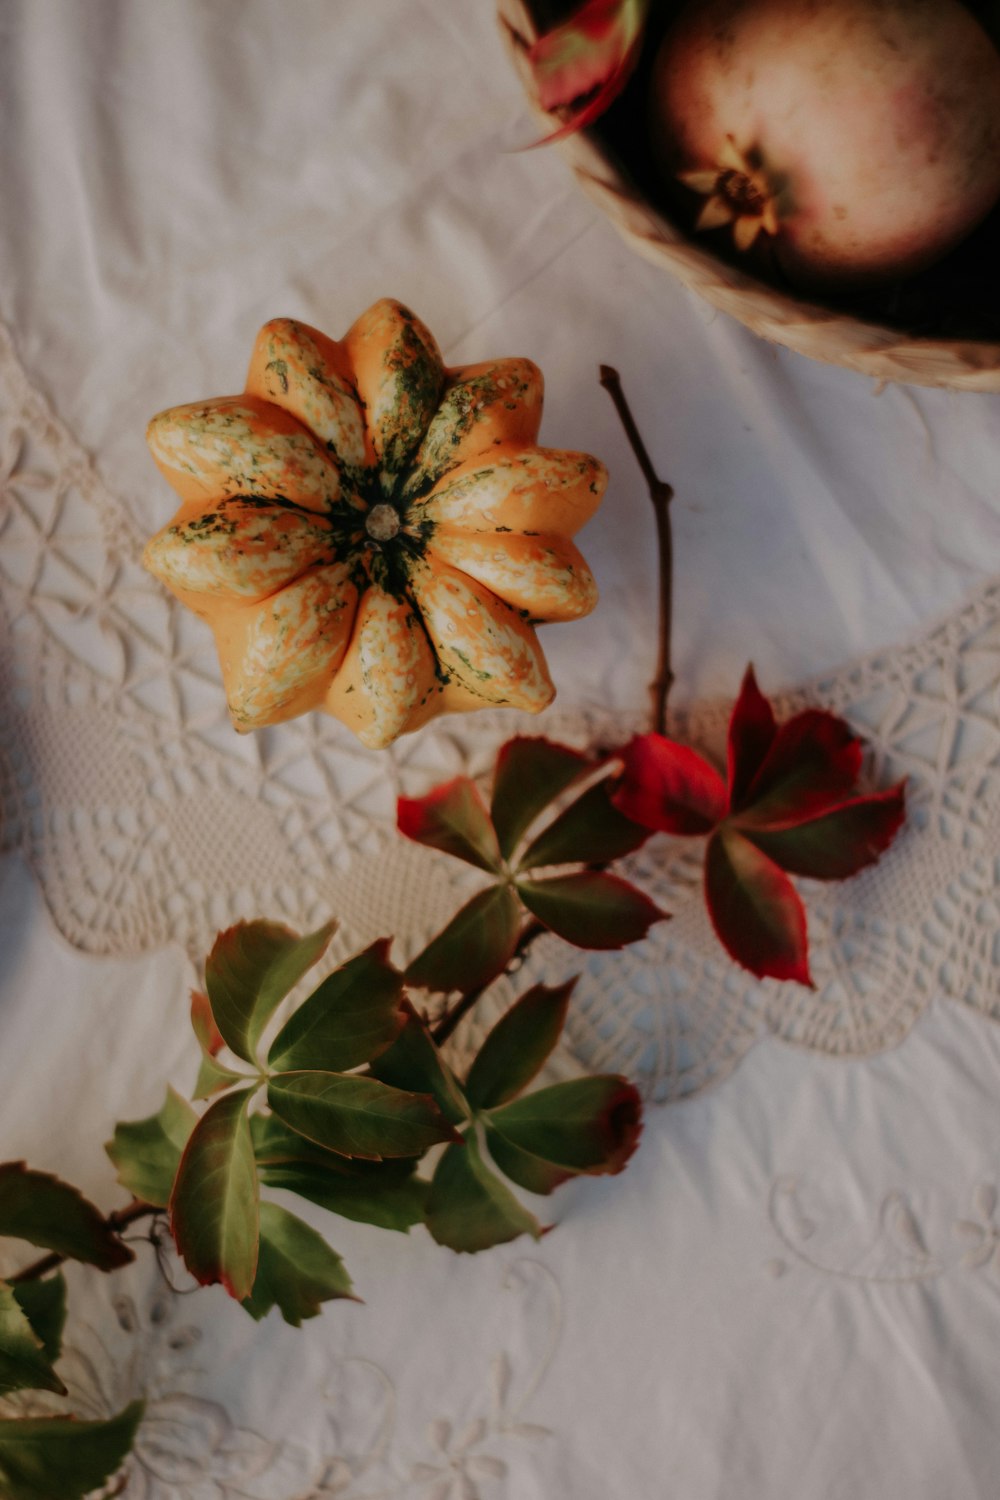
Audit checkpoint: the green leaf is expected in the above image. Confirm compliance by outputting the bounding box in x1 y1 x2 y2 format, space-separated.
268 1073 460 1161
517 871 666 949
491 737 590 860
259 1160 429 1233
254 1115 428 1231
425 1136 541 1253
205 918 337 1065
518 779 649 870
487 1077 642 1176
268 940 404 1074
406 884 521 995
242 1202 356 1325
397 777 503 872
0 1284 65 1396
369 1003 470 1125
484 1126 574 1196
10 1278 66 1367
0 1165 132 1272
465 981 575 1111
169 1088 259 1300
0 1400 143 1500
105 1087 198 1208
191 989 248 1100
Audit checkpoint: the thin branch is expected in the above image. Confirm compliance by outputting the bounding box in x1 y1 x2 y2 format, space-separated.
430 917 545 1046
8 1200 159 1285
599 365 675 735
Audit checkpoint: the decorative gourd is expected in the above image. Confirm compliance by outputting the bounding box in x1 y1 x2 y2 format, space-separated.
143 300 606 748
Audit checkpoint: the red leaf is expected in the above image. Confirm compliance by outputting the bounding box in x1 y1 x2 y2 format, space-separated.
405 884 522 995
727 665 777 813
490 737 590 860
517 871 667 949
704 827 812 986
742 783 906 880
613 734 727 835
742 710 862 826
525 0 650 144
398 777 502 873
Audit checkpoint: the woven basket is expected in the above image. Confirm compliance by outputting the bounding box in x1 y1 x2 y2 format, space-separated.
498 0 1000 391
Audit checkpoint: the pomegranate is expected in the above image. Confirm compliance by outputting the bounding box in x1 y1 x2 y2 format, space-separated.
649 0 1000 288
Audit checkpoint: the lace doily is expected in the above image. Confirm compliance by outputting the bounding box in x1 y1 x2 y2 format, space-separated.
2 316 999 1101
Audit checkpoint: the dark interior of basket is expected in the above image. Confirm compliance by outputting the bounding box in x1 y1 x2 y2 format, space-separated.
524 0 1000 342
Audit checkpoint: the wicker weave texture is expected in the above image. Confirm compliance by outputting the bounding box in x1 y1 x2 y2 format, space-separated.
498 0 1000 391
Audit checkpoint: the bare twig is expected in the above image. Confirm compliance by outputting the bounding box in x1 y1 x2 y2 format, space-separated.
599 365 674 734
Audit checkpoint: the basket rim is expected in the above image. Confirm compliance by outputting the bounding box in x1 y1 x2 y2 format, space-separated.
497 0 1000 390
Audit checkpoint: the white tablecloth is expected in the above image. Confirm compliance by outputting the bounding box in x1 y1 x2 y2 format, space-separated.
2 3 1000 1495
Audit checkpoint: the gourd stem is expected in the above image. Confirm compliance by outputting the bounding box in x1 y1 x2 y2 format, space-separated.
8 1199 157 1285
430 918 545 1046
599 365 674 735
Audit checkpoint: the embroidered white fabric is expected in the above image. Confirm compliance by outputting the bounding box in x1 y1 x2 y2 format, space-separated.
1 316 999 1101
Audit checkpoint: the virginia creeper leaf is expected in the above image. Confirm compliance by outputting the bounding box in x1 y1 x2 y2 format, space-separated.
740 785 907 880
613 735 728 834
397 778 502 873
465 981 575 1110
490 737 589 859
105 1087 198 1208
10 1277 66 1368
484 1126 574 1196
518 778 649 870
0 1284 66 1396
741 710 862 826
369 1003 470 1125
0 1164 132 1272
487 1076 642 1175
525 0 650 144
0 1400 143 1500
727 665 777 813
268 940 405 1073
191 989 246 1099
259 1159 429 1233
425 1136 541 1253
169 1087 259 1300
242 1202 356 1325
517 871 666 949
406 884 521 995
704 826 812 986
267 1073 461 1161
205 918 337 1065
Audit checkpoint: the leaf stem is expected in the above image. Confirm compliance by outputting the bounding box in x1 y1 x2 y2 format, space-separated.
599 365 674 735
430 918 545 1046
8 1199 158 1285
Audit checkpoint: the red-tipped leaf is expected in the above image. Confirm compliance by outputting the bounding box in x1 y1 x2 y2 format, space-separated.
490 737 590 860
517 871 666 949
613 735 727 835
406 884 521 995
742 783 906 880
397 778 502 873
169 1087 260 1300
704 827 812 986
465 980 576 1110
487 1076 643 1176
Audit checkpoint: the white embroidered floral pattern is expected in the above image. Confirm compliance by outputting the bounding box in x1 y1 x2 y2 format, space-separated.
1 318 1000 1105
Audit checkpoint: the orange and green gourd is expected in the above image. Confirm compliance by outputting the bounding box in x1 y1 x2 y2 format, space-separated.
143 300 607 748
